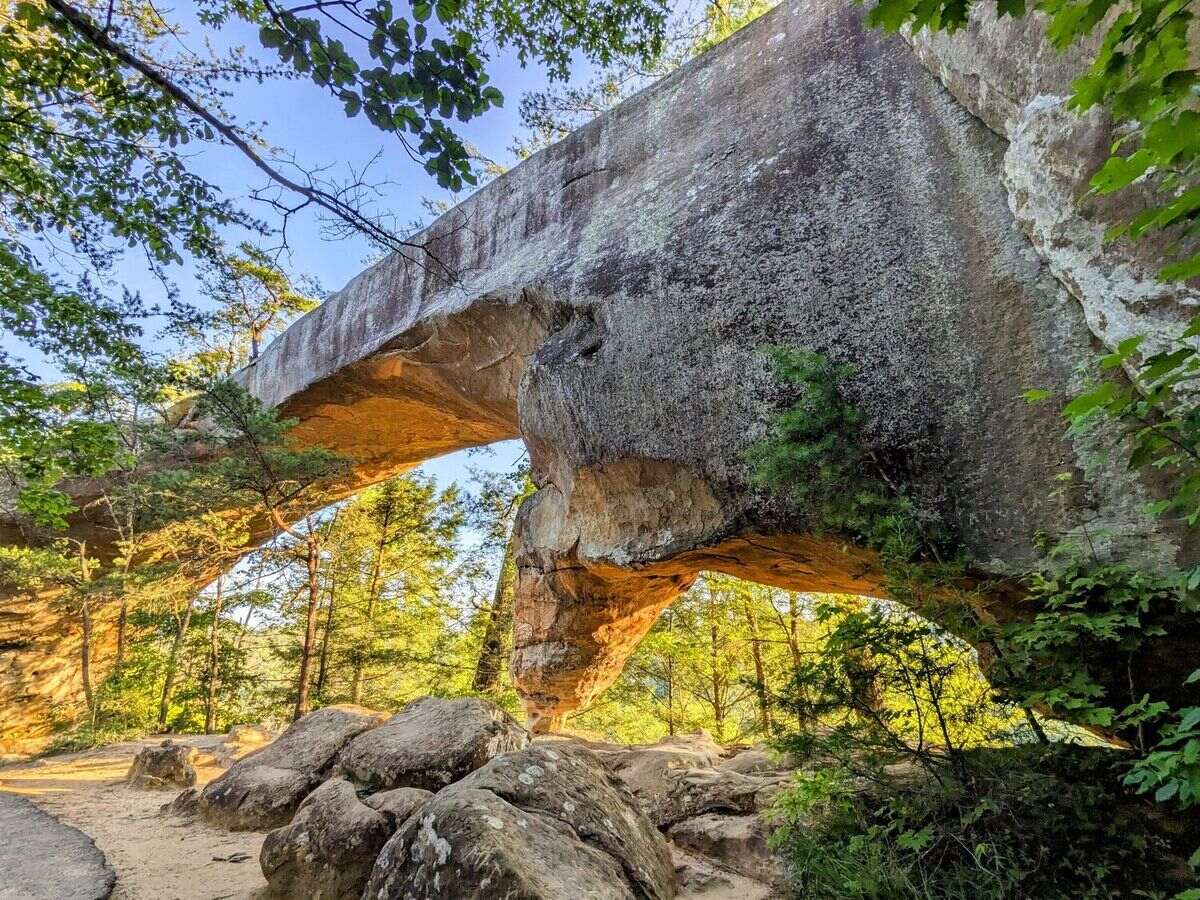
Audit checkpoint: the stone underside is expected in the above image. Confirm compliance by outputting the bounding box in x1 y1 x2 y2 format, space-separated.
3 0 1198 744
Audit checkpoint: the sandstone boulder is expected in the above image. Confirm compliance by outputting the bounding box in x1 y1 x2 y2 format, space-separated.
260 777 431 900
672 846 776 900
606 732 725 820
199 704 386 831
227 723 273 744
669 814 781 887
719 747 794 777
159 787 200 818
654 766 788 829
364 744 674 900
337 696 528 792
126 740 197 790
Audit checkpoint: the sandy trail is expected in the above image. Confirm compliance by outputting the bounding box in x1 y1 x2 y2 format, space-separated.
0 735 268 900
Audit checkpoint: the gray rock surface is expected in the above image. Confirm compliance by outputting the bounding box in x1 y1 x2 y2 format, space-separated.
126 739 198 790
0 791 115 900
364 743 675 900
718 748 793 777
606 732 726 821
669 814 781 887
672 845 777 900
198 704 386 831
337 696 528 792
906 4 1200 374
260 777 430 900
654 766 788 830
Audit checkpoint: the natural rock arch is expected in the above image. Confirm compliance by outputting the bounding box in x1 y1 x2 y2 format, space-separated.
3 0 1197 743
227 0 1195 729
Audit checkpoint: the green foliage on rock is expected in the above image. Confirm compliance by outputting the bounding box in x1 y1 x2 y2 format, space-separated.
746 347 941 564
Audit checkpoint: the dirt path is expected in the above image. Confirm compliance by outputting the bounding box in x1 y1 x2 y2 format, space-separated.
0 735 268 900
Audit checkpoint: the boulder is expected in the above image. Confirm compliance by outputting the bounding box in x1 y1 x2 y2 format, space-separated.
654 766 788 830
197 724 276 769
669 814 781 887
260 778 431 900
159 787 200 818
672 846 776 900
227 723 273 745
126 740 198 790
719 748 794 777
364 744 674 900
337 697 528 792
198 704 386 831
606 732 725 820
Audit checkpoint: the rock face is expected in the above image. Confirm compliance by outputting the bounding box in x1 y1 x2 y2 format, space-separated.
0 792 115 900
259 777 431 900
3 0 1198 744
669 814 781 887
338 697 529 792
364 744 675 900
905 5 1200 375
126 740 198 790
198 705 386 831
600 732 789 829
603 732 726 823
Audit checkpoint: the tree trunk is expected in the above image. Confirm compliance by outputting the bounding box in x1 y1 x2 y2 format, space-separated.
351 520 390 704
666 653 675 736
114 598 128 676
315 572 337 702
293 534 322 721
740 600 771 734
79 599 96 722
471 532 517 695
158 595 196 731
709 622 725 738
204 574 224 734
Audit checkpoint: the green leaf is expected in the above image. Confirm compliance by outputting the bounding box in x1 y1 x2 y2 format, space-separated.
1062 382 1116 420
1090 150 1155 195
1161 253 1200 283
1155 780 1180 802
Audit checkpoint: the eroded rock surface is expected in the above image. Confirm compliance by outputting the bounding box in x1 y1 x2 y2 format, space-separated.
604 732 725 820
126 740 197 790
669 814 782 887
198 705 386 831
337 696 529 792
364 743 675 900
259 777 431 900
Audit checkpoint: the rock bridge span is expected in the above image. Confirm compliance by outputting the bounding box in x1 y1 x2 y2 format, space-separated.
235 0 1196 729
